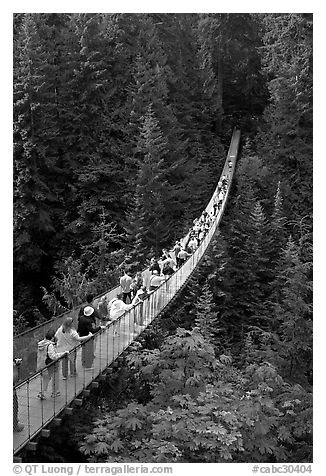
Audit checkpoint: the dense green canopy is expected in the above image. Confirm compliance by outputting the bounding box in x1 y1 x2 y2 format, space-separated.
13 13 312 464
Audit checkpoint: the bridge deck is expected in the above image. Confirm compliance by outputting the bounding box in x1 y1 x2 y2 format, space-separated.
13 129 241 455
14 287 173 453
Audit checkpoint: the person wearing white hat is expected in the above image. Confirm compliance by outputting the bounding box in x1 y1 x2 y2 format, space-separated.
77 306 105 370
107 294 133 321
78 293 101 325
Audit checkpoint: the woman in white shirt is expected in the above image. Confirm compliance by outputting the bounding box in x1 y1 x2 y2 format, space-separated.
55 317 92 378
149 270 165 291
132 286 149 328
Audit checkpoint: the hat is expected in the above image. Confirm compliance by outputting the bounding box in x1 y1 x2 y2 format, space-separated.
84 306 94 317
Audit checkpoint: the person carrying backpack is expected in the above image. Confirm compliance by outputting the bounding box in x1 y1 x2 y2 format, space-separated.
36 329 69 399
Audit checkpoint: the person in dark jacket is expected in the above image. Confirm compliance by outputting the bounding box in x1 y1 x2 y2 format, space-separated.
149 257 161 274
77 306 104 370
173 241 181 268
13 358 24 432
78 294 101 325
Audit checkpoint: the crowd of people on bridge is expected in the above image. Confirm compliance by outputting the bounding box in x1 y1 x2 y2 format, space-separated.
13 163 232 432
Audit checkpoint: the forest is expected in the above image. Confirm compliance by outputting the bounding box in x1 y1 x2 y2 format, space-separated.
14 13 312 463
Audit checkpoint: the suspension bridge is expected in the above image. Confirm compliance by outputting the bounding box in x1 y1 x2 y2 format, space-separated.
13 128 241 458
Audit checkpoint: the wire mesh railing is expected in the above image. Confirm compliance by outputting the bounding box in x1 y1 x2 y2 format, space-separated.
13 128 241 454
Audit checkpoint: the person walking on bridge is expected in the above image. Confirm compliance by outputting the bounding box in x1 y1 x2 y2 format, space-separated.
130 271 143 300
188 235 198 253
172 241 181 268
13 358 24 432
106 294 134 336
55 317 92 378
132 286 149 328
107 294 134 321
149 270 165 291
222 175 228 191
149 257 161 274
77 307 104 370
37 329 69 399
78 294 101 325
177 247 191 267
120 269 133 303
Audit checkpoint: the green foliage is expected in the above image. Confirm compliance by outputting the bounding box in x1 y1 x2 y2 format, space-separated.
126 105 172 255
194 282 222 344
14 14 57 277
50 257 94 310
13 14 312 464
41 286 68 317
79 341 312 463
80 210 123 291
196 13 269 130
126 328 216 406
256 14 312 218
13 13 228 314
269 236 312 382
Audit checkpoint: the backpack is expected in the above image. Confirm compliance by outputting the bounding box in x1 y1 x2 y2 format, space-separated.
36 341 53 371
45 344 53 366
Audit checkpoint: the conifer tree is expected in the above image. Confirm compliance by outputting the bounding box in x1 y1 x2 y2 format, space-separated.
269 181 287 265
257 14 313 218
271 236 312 382
194 283 222 345
127 105 172 255
247 201 274 284
196 13 268 132
69 13 129 229
13 14 63 316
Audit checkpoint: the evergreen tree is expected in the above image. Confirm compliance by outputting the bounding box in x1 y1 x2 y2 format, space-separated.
246 201 274 288
271 236 312 382
194 283 222 344
196 13 268 133
256 14 313 218
126 105 172 255
269 181 287 265
13 14 63 316
80 209 123 291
